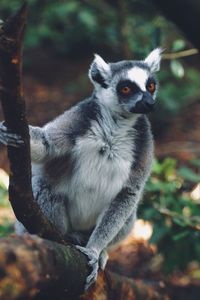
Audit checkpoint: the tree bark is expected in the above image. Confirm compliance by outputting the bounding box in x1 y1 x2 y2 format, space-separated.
0 3 67 244
0 235 88 300
152 0 200 52
0 235 169 300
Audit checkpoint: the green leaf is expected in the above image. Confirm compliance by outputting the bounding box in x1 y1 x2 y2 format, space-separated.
78 10 97 29
173 217 186 227
170 60 184 78
190 159 200 167
173 230 189 241
178 167 200 182
172 39 186 51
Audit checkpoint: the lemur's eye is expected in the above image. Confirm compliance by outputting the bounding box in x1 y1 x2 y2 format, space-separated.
117 80 138 97
120 86 131 95
147 82 156 94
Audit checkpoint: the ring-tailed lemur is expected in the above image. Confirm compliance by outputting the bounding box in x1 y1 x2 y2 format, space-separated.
0 48 162 289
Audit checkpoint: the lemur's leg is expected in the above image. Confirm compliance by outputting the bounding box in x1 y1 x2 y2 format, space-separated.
0 122 24 147
66 230 92 246
31 176 69 236
15 221 27 235
15 176 70 237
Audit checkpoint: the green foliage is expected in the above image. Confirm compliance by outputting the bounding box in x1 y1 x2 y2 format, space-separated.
0 173 8 207
172 39 186 51
0 172 13 237
0 222 13 238
156 65 200 119
140 158 200 273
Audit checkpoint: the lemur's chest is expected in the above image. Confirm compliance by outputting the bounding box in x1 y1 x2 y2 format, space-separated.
61 120 135 229
73 124 134 188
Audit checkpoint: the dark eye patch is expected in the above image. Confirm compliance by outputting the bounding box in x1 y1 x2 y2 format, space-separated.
146 77 156 93
117 80 140 97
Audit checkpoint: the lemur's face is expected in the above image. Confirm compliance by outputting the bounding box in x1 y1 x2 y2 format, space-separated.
89 48 162 115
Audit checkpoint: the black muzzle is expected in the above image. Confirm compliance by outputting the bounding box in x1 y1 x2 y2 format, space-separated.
131 92 155 114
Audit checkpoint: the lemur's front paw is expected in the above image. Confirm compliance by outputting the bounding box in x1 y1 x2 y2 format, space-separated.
76 245 99 290
0 123 24 147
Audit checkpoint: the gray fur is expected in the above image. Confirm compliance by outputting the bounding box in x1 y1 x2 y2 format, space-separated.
0 48 161 289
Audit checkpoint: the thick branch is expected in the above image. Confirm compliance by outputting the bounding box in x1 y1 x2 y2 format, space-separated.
0 235 169 300
0 235 88 300
152 0 200 52
0 4 66 243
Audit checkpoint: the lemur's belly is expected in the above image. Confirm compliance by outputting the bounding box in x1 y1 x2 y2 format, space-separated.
55 128 134 230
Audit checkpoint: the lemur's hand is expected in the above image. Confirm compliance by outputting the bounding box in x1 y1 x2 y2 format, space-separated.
76 245 99 290
0 123 24 147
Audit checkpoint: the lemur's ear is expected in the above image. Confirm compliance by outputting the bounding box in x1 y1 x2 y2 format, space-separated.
144 48 163 72
89 54 111 88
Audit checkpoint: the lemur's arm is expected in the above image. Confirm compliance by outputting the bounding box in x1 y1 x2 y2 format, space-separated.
0 121 24 147
76 182 142 289
76 176 145 289
0 105 80 163
30 106 80 162
77 130 153 289
0 121 64 163
89 188 140 248
28 126 49 163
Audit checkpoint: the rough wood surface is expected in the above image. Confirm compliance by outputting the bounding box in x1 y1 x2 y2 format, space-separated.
0 235 88 300
0 235 170 300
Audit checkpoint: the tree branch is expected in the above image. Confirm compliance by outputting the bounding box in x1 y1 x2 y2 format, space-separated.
0 3 67 244
163 48 198 60
0 235 88 300
0 235 169 300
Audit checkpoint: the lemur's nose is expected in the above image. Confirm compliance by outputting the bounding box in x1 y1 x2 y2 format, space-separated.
142 91 155 106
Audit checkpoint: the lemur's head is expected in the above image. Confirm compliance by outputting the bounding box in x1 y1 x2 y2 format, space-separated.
89 48 162 115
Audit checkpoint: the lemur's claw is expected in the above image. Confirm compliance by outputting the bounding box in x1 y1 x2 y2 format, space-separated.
85 263 98 290
75 245 99 290
0 123 24 148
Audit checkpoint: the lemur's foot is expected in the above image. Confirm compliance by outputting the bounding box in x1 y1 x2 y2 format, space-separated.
0 123 24 147
65 231 89 246
76 245 99 290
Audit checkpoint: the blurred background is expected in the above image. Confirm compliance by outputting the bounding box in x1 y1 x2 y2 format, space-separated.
0 0 200 297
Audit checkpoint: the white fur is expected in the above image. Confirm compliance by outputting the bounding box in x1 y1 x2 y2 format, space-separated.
88 54 111 86
127 67 149 91
97 87 118 110
144 48 162 72
56 108 137 231
94 54 110 74
30 139 46 162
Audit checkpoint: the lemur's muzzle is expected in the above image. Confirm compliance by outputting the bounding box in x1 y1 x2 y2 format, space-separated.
131 92 155 114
